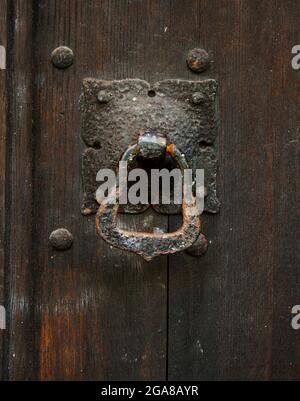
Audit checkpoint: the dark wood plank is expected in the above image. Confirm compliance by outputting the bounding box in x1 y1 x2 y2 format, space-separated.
7 0 172 380
168 0 300 380
270 0 300 381
3 0 35 380
0 0 7 379
4 0 300 381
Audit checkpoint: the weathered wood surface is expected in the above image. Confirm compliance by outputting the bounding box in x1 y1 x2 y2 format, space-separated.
0 0 7 380
169 0 300 380
2 0 36 380
1 0 300 380
4 0 169 381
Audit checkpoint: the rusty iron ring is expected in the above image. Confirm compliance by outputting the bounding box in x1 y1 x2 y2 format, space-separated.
96 141 202 261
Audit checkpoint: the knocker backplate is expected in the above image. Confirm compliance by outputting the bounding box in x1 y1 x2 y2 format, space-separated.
80 78 220 215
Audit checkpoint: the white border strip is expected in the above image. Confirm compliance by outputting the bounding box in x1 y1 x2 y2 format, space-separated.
0 46 6 70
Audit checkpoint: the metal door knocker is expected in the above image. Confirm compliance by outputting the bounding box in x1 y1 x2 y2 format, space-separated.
80 78 220 260
95 132 202 261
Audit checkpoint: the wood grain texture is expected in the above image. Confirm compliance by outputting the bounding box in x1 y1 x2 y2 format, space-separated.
269 0 300 381
0 0 7 379
3 0 300 381
7 0 170 380
168 0 300 381
3 0 36 380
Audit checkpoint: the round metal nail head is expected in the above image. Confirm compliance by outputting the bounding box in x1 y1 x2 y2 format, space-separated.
186 233 208 256
187 48 210 73
49 228 73 250
51 46 74 69
97 90 112 103
192 92 205 105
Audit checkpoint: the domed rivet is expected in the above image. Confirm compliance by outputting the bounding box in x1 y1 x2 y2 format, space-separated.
186 233 208 257
187 48 210 73
97 90 113 103
51 46 74 69
192 92 206 105
49 228 73 250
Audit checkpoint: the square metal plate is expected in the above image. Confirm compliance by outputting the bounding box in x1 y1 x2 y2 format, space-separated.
80 78 220 215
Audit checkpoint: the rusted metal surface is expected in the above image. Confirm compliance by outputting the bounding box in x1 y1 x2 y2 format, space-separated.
80 78 220 215
49 228 73 250
96 135 202 260
97 90 113 103
138 131 167 160
97 198 201 261
51 46 74 69
185 232 208 256
192 92 205 104
186 48 211 73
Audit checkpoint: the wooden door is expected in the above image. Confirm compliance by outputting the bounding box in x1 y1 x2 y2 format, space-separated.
1 0 300 381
